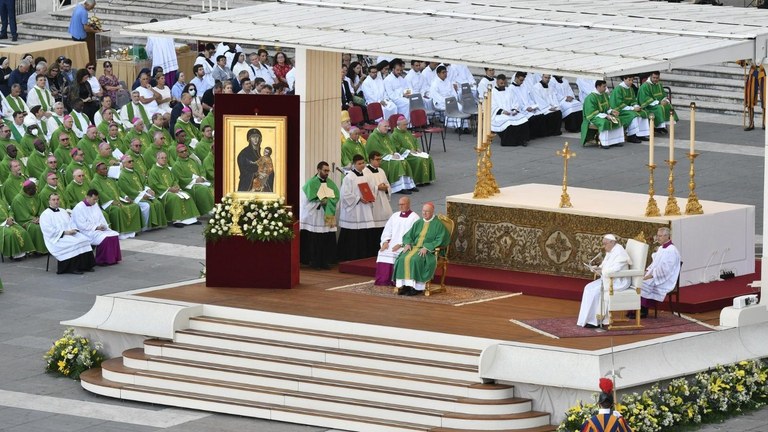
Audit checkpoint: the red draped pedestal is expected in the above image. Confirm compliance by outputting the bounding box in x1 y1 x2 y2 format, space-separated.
206 224 300 289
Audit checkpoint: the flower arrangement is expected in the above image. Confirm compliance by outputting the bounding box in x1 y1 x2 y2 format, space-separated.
557 359 768 432
203 194 295 243
44 328 105 380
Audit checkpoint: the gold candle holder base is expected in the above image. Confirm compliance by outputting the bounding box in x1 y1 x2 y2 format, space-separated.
685 152 704 215
229 200 244 235
472 141 498 199
645 164 661 217
664 159 681 216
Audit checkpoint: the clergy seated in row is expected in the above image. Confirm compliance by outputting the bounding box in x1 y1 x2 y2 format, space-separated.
636 227 682 319
360 65 396 122
28 105 53 141
38 172 68 210
3 160 26 204
491 74 530 147
125 138 149 180
69 99 92 139
18 122 44 159
193 125 214 162
149 113 173 149
90 162 141 239
5 111 27 149
637 71 677 135
609 75 650 143
148 151 200 227
336 155 376 262
391 115 435 186
0 125 14 160
364 151 393 253
509 72 562 140
50 115 78 154
374 197 420 286
71 189 122 266
576 234 630 328
405 60 434 112
0 144 21 184
530 74 565 137
429 65 458 112
120 92 151 131
383 58 411 122
46 103 66 140
126 118 153 150
341 126 367 168
0 193 35 260
392 202 449 296
580 80 625 149
118 154 166 231
93 142 120 172
27 75 54 115
4 85 29 118
39 194 96 275
365 120 417 194
299 161 339 270
26 139 49 180
102 120 127 155
77 125 101 167
54 132 74 169
551 76 583 133
10 181 47 254
145 131 175 168
66 148 92 186
94 96 126 134
174 143 214 215
65 168 90 209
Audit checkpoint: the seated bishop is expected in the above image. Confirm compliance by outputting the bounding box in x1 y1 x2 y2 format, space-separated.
71 189 122 266
392 202 449 296
375 196 420 286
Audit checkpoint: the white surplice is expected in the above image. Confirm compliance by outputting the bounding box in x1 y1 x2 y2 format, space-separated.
577 244 631 327
531 82 561 115
146 36 179 72
490 87 528 132
360 76 397 121
40 208 93 261
337 170 374 230
383 74 410 121
641 243 682 302
551 78 583 118
70 201 119 246
376 211 420 264
429 76 457 111
363 165 392 228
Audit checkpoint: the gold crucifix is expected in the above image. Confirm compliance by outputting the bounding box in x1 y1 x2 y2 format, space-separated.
557 142 575 208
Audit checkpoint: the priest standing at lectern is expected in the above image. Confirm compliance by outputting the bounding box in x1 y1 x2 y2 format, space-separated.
299 161 339 270
577 234 631 328
375 196 420 286
392 202 449 296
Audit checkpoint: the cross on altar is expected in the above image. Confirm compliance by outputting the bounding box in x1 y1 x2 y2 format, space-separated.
556 142 576 208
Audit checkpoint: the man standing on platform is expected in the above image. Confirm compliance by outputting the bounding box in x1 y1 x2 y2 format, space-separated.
68 0 99 63
392 202 449 296
71 189 122 266
638 227 681 318
576 234 630 328
0 0 18 41
375 197 420 286
336 154 375 261
580 80 624 149
363 151 392 253
299 161 339 270
637 71 677 135
40 193 96 275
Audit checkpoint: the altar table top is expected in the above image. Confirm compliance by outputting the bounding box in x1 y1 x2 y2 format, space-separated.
0 39 88 68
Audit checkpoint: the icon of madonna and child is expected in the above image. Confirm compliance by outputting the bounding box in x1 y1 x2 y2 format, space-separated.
237 128 274 192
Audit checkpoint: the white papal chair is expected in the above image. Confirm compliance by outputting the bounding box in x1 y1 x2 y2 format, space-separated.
602 238 649 330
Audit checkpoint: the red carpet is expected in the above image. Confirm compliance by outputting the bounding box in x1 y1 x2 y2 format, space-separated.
518 314 713 338
338 258 761 313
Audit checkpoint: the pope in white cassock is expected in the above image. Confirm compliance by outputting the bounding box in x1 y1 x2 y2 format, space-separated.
640 227 681 317
71 189 122 266
374 196 420 286
40 194 96 275
577 234 631 328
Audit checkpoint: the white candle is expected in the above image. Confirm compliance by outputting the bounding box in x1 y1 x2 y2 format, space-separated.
209 0 212 10
202 0 204 11
690 106 695 155
649 131 654 165
477 102 483 150
218 0 221 10
668 113 675 162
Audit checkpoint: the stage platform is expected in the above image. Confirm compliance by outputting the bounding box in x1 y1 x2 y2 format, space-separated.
65 268 768 430
339 257 761 314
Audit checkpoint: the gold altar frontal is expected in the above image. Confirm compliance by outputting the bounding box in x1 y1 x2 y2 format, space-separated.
447 184 755 283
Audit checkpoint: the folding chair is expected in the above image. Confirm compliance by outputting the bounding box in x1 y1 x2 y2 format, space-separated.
410 108 445 152
445 97 471 140
387 114 401 132
408 93 435 117
367 102 385 123
460 91 478 135
349 105 375 136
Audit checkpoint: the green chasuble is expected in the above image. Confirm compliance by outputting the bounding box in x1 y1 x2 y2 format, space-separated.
125 129 153 151
90 174 142 234
147 164 200 222
38 183 68 210
53 145 74 169
175 118 202 143
202 153 214 182
10 192 47 253
49 126 77 154
391 128 436 185
5 120 22 144
609 84 648 128
143 143 176 168
0 157 26 183
77 136 102 167
172 157 214 214
580 91 622 146
92 155 119 171
64 180 88 209
302 174 339 224
637 81 678 128
392 217 449 284
364 129 413 185
118 167 167 229
26 150 48 180
2 174 24 204
18 133 38 158
341 137 367 167
128 150 149 181
149 125 174 150
123 103 151 128
0 137 12 159
193 137 213 161
4 96 26 115
104 132 128 154
200 110 214 132
65 161 92 185
0 196 34 258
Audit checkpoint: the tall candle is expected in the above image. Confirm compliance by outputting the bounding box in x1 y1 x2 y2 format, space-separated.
202 0 204 11
484 89 491 137
668 112 675 162
218 0 221 10
689 104 695 155
477 102 483 150
209 0 212 10
649 129 654 165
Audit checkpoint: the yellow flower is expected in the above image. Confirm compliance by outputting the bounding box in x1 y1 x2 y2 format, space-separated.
72 348 78 354
57 360 66 369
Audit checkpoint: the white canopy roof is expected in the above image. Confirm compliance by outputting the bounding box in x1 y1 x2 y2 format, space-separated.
123 0 768 77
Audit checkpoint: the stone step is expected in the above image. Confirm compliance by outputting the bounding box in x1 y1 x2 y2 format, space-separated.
670 63 747 80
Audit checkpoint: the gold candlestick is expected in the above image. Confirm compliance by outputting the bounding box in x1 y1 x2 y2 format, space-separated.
557 142 575 208
646 164 661 217
229 200 244 235
685 153 704 214
473 144 495 198
664 160 681 216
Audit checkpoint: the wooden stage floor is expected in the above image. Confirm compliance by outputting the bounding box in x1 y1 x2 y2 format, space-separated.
138 267 722 352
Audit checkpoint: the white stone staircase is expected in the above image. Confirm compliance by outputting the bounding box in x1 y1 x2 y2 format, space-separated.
80 311 556 432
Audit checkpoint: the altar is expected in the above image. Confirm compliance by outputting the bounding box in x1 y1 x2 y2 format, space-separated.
446 184 755 287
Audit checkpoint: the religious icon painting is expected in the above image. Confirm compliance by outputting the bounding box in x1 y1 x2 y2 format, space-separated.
222 115 287 201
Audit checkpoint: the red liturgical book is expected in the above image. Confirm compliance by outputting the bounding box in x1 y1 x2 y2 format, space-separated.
358 182 375 202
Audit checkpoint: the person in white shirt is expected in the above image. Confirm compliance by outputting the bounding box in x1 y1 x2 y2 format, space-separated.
26 75 54 115
421 62 439 87
490 74 530 147
530 74 563 137
477 68 496 100
447 63 477 99
189 64 211 96
360 65 396 122
250 50 276 85
46 102 66 139
3 83 29 117
135 71 160 118
374 196 420 286
428 65 458 111
193 43 216 90
577 234 631 328
551 76 583 132
507 72 548 139
383 59 411 121
70 188 122 266
39 193 95 275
